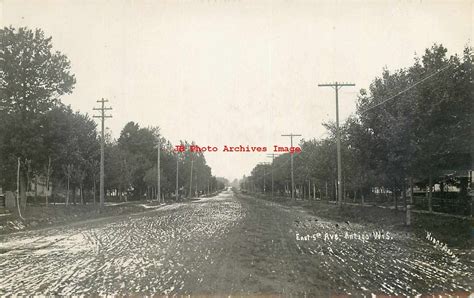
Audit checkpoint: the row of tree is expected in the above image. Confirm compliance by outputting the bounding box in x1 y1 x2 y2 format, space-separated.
0 26 224 207
243 44 472 212
104 123 226 201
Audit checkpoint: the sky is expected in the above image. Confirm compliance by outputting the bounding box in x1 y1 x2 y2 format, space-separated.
1 0 472 181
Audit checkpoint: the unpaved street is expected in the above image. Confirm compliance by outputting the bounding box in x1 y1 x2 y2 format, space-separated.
0 189 472 296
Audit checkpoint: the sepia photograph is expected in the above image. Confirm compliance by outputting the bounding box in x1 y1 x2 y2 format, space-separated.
0 0 473 296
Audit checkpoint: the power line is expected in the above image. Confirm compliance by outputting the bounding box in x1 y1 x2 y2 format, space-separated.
244 151 303 196
360 64 452 115
250 152 313 199
253 152 304 179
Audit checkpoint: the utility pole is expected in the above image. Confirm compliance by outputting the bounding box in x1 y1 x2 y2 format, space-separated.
267 153 280 200
195 170 198 197
93 98 112 211
281 133 302 200
318 82 355 206
258 162 268 193
175 151 179 201
156 140 161 203
189 152 194 199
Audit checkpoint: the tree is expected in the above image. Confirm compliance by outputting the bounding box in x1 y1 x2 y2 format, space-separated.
116 122 160 199
355 44 472 212
246 43 472 214
0 27 75 114
41 105 99 204
0 26 76 205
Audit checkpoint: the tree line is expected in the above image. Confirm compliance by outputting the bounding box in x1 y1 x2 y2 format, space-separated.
0 26 225 207
243 44 472 214
104 125 226 201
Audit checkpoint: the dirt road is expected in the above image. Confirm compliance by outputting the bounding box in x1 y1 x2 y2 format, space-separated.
0 189 472 296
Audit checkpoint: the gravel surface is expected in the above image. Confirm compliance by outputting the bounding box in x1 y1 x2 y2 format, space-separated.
0 189 472 296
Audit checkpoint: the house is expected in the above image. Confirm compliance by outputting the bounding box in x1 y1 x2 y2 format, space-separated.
26 177 53 197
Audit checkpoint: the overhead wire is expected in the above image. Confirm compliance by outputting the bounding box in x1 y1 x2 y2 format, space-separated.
359 63 453 115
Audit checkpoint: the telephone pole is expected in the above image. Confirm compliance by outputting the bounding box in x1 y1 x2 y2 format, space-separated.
258 162 269 194
175 151 179 201
267 153 280 200
156 140 161 203
93 98 112 210
189 153 194 198
318 82 355 205
195 170 198 197
281 133 302 200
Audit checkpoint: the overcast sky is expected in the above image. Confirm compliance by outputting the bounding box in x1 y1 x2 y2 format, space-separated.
1 0 472 181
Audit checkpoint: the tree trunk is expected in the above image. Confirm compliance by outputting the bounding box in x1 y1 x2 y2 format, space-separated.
93 180 96 205
428 174 433 212
308 180 311 200
45 177 49 206
325 181 328 201
80 185 84 205
394 191 398 210
45 156 51 206
34 175 38 202
402 181 407 211
15 158 24 218
72 186 77 205
406 177 414 226
343 176 346 203
66 176 70 206
20 174 27 209
26 162 31 193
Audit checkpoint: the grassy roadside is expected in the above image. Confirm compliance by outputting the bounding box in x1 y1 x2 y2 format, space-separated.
243 190 473 249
